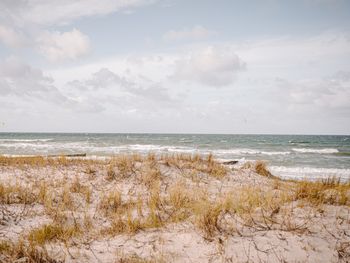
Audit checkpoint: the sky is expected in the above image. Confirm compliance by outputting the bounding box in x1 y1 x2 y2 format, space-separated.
0 0 349 134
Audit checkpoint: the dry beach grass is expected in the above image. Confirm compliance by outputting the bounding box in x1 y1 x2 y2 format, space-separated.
0 154 349 262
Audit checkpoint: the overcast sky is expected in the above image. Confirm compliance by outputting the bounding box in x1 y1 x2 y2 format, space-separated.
0 0 349 134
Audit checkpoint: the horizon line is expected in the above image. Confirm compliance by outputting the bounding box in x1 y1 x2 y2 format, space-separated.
0 131 349 136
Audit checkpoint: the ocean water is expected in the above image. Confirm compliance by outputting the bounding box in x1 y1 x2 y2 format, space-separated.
0 133 349 181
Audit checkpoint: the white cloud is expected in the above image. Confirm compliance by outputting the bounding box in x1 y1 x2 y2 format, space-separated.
288 75 350 110
0 57 67 103
0 0 159 26
269 72 350 119
68 67 174 103
172 46 246 87
237 31 350 73
0 25 27 48
0 0 157 61
163 25 216 41
37 29 90 62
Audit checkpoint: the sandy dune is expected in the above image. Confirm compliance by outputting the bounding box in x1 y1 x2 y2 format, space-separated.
0 154 349 262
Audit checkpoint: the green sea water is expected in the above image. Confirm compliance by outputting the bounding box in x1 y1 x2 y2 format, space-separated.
0 133 349 181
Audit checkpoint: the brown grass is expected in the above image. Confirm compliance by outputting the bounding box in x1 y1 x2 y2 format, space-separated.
1 154 349 262
293 178 350 205
160 153 227 179
193 199 223 239
0 183 38 204
116 253 165 263
28 223 81 245
99 191 122 215
0 239 61 263
0 155 102 168
114 155 137 178
104 214 144 235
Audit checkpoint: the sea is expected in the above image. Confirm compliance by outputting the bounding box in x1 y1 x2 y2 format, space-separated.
0 133 349 182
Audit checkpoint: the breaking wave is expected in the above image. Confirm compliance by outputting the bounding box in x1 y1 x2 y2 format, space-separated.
292 148 339 154
270 166 350 182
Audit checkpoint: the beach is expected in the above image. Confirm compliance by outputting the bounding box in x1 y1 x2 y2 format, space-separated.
0 154 349 262
2 0 349 261
1 133 350 182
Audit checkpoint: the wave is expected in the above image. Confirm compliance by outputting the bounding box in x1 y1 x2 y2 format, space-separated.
0 138 53 142
179 138 194 143
292 148 339 154
0 141 343 158
270 166 350 182
213 149 291 156
288 140 311 144
0 142 294 157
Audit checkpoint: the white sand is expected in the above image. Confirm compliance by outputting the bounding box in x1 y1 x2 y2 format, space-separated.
0 157 349 262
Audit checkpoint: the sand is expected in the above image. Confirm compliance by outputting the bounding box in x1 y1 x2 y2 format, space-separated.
0 155 349 262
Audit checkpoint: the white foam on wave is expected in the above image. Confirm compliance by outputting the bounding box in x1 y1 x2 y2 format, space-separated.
0 141 295 157
0 138 53 142
292 148 339 154
270 166 350 182
213 149 291 156
1 154 37 157
124 144 195 153
0 141 341 158
0 142 198 155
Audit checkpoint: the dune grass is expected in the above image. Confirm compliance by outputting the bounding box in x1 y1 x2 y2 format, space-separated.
0 155 102 168
0 182 38 204
293 178 350 205
1 154 349 261
28 223 81 245
0 239 61 263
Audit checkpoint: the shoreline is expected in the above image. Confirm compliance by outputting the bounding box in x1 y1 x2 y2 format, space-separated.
1 153 350 183
0 154 349 262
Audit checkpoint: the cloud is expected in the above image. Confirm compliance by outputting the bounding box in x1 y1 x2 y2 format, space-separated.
0 57 68 103
163 25 216 42
36 29 90 62
68 67 174 105
0 0 159 26
275 72 350 112
86 68 134 90
0 0 156 61
0 24 27 48
67 68 134 91
0 58 110 113
238 31 350 68
171 46 246 87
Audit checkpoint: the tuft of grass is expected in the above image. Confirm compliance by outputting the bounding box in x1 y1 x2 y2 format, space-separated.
100 191 122 215
84 166 97 179
28 223 81 245
115 155 137 178
0 156 47 167
0 183 38 204
168 180 191 210
70 176 92 203
145 183 164 228
160 153 227 179
105 214 144 235
70 176 85 193
0 239 12 253
254 161 273 177
117 253 165 263
0 239 61 263
61 185 75 210
193 198 223 239
293 178 350 205
107 164 117 180
0 155 102 168
141 165 162 188
207 161 228 179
